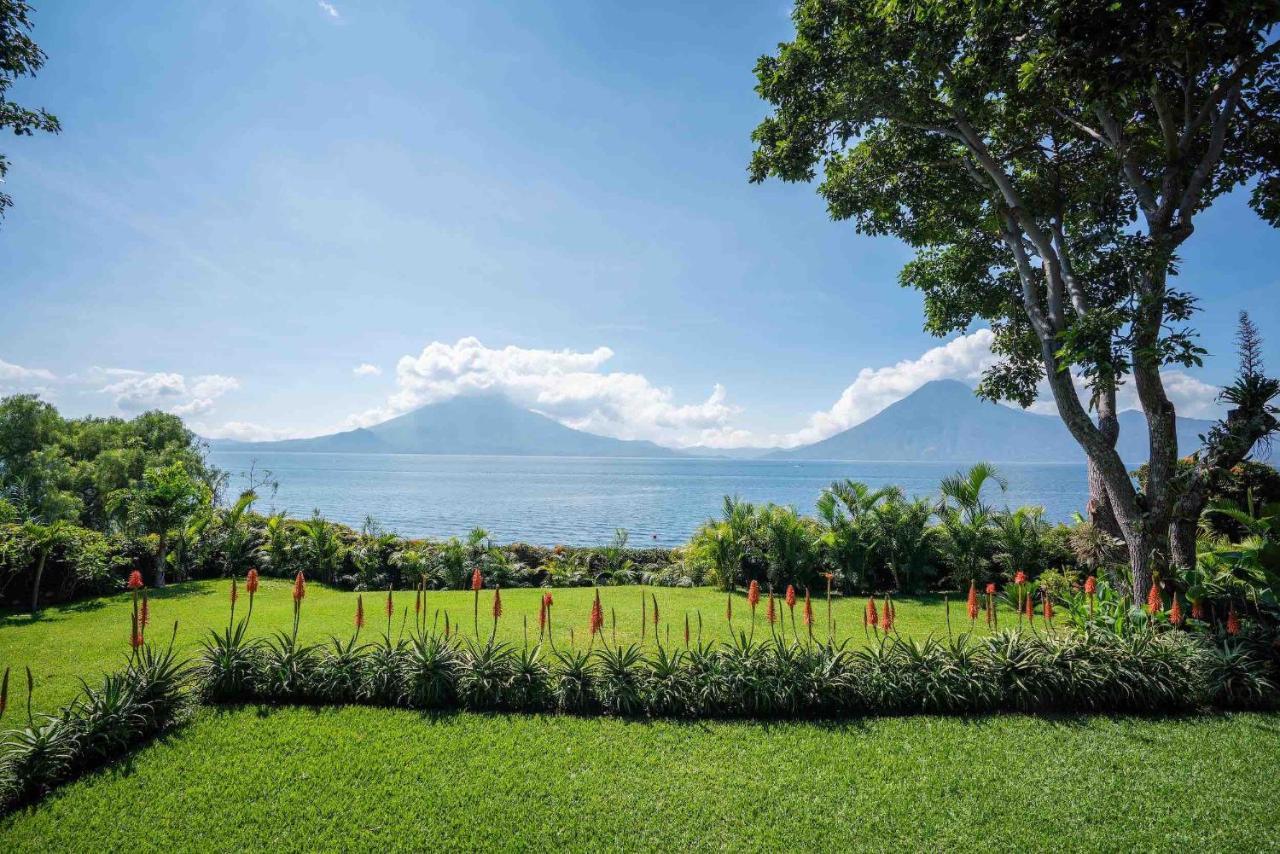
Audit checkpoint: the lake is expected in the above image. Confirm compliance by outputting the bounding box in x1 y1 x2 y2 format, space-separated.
207 452 1091 547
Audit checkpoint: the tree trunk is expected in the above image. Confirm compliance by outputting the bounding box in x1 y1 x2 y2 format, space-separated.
1086 388 1128 588
155 536 169 588
30 551 48 615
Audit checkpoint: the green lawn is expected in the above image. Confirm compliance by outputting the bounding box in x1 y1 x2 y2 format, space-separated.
4 581 1280 851
2 579 1005 715
3 706 1279 851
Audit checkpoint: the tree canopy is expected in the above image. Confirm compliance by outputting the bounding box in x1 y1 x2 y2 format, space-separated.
0 0 60 222
750 0 1280 595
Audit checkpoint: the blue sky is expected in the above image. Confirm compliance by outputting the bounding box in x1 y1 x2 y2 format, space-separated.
2 0 1278 448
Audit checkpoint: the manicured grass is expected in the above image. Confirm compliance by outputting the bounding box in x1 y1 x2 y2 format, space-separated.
1 580 1011 715
3 705 1279 851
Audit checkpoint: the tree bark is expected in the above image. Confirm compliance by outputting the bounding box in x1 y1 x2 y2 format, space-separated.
30 551 47 615
1086 387 1127 587
155 536 168 588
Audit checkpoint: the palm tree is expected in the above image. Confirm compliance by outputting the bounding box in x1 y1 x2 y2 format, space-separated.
867 493 934 592
300 510 346 584
216 490 261 576
817 480 898 590
263 512 295 576
22 518 67 614
112 462 207 587
936 463 1007 586
992 505 1050 580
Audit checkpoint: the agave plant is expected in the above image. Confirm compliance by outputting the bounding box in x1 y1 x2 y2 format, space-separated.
457 640 515 710
551 648 597 714
402 634 460 709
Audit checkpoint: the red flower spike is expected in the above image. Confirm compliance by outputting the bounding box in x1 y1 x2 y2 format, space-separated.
471 568 483 592
1024 591 1034 621
355 595 365 629
1227 603 1240 636
230 579 238 607
967 581 979 621
1191 598 1205 621
542 591 553 609
1042 594 1053 622
747 580 760 609
866 598 878 628
766 592 777 625
1014 570 1027 586
127 570 144 590
245 568 259 595
985 582 996 596
785 585 797 610
1146 583 1162 616
802 590 813 627
1084 576 1096 596
538 598 547 632
1169 594 1183 627
881 598 893 632
386 587 395 619
292 571 306 603
492 586 503 620
589 590 604 636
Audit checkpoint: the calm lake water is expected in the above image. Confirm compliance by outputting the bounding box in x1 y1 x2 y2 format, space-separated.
208 452 1091 547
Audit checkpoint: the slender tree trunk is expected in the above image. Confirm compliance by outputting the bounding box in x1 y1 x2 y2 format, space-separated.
1086 388 1128 588
155 535 169 588
30 551 48 615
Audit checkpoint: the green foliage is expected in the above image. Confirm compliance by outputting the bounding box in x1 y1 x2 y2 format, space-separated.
0 1 61 222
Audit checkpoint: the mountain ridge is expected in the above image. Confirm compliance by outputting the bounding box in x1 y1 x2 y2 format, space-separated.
766 379 1212 465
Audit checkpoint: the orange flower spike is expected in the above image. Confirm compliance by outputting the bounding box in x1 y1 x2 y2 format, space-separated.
415 586 422 615
245 568 260 595
130 608 143 649
292 571 306 603
471 568 483 592
140 592 150 628
1146 583 1162 616
1042 594 1053 623
1169 594 1183 627
492 586 503 620
231 579 239 607
881 598 893 632
802 589 813 627
1227 603 1241 636
985 582 996 596
1024 590 1034 621
966 580 979 621
1084 576 1096 596
785 585 797 610
866 598 878 628
127 570 144 590
747 580 760 610
538 598 547 633
766 592 777 625
355 594 365 629
1014 570 1027 586
1191 598 1205 621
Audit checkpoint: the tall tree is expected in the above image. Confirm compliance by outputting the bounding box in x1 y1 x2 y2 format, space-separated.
1 0 61 222
750 0 1280 598
113 462 207 587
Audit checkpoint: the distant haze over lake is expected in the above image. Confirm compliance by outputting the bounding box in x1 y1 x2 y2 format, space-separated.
208 452 1092 547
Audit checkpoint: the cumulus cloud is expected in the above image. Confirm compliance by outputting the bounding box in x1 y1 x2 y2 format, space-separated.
1027 370 1223 420
98 370 240 416
353 363 382 377
780 329 998 447
317 1 340 18
344 337 744 447
0 357 57 394
195 421 299 443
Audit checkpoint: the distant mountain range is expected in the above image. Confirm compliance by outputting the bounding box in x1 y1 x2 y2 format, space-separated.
211 380 1215 465
211 395 681 458
766 379 1212 465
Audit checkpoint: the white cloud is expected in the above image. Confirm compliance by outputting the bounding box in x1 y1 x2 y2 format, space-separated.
1027 370 1223 420
317 1 340 18
780 329 998 447
195 420 298 442
98 371 240 416
0 358 57 395
353 363 382 377
344 337 744 447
